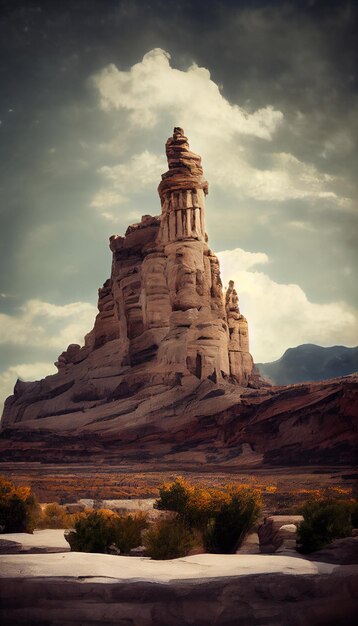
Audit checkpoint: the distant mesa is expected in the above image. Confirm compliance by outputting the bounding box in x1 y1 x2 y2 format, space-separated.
257 344 358 386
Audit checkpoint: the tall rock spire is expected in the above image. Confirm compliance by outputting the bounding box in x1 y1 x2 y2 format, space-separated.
1 128 258 433
157 128 208 243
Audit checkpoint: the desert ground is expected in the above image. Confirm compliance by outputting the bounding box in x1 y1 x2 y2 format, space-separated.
1 462 356 508
1 463 357 625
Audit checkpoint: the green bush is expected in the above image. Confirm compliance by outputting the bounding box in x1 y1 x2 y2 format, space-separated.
155 477 262 554
0 475 40 533
115 513 148 553
297 498 353 553
144 518 195 560
65 510 148 554
204 491 261 554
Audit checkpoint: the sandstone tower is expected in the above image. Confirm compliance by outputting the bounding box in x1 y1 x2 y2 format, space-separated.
2 128 255 427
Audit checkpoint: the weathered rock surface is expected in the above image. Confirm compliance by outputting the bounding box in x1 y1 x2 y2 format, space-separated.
0 540 22 555
0 129 357 468
258 515 303 554
0 553 357 625
78 498 156 513
306 536 358 565
236 531 260 554
1 128 257 430
0 530 69 554
0 373 356 466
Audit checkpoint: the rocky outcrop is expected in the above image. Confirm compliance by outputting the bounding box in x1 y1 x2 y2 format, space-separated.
306 537 358 565
1 130 357 469
0 374 356 466
0 530 70 554
1 128 256 431
258 515 303 553
0 553 357 626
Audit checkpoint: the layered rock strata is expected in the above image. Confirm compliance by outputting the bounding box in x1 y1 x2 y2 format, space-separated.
0 374 356 466
2 128 256 429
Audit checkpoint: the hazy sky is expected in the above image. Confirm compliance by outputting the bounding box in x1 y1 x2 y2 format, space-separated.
0 0 357 408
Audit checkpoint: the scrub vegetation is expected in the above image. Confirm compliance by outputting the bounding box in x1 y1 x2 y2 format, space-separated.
297 497 358 553
1 474 357 560
65 510 148 554
152 476 262 557
0 475 40 533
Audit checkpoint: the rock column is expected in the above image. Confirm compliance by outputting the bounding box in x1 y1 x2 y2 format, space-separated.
157 127 208 245
225 280 254 385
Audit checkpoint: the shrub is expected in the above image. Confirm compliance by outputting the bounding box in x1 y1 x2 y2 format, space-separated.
38 503 69 529
66 510 115 553
0 475 40 533
144 518 196 560
155 478 262 554
350 501 358 528
65 509 148 554
297 498 353 553
155 477 227 529
115 512 148 554
155 477 192 519
204 488 261 553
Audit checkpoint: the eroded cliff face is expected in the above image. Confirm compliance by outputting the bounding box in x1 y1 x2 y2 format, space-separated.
1 128 257 430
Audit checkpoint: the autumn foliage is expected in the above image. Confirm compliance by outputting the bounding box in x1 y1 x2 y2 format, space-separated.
155 477 262 554
0 475 40 533
144 518 196 560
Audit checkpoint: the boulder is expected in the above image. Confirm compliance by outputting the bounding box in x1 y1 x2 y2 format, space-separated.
258 515 303 553
236 532 260 554
306 536 358 565
0 530 70 554
65 503 86 514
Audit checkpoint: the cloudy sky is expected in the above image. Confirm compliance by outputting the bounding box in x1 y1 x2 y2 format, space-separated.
0 0 357 409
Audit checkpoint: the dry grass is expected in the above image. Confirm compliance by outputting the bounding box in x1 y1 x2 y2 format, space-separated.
0 464 356 514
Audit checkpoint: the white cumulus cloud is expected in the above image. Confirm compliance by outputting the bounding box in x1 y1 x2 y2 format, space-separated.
93 48 282 140
218 248 358 362
92 48 348 205
90 150 166 219
0 299 98 416
0 299 97 350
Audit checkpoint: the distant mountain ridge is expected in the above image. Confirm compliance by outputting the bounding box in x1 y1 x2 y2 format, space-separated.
257 344 358 386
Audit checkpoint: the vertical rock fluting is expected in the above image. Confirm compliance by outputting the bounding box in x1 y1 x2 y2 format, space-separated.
155 128 254 384
157 127 208 244
1 128 255 429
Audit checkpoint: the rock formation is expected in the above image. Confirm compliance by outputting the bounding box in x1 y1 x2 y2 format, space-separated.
1 374 356 466
1 129 357 469
1 128 256 429
2 553 357 626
